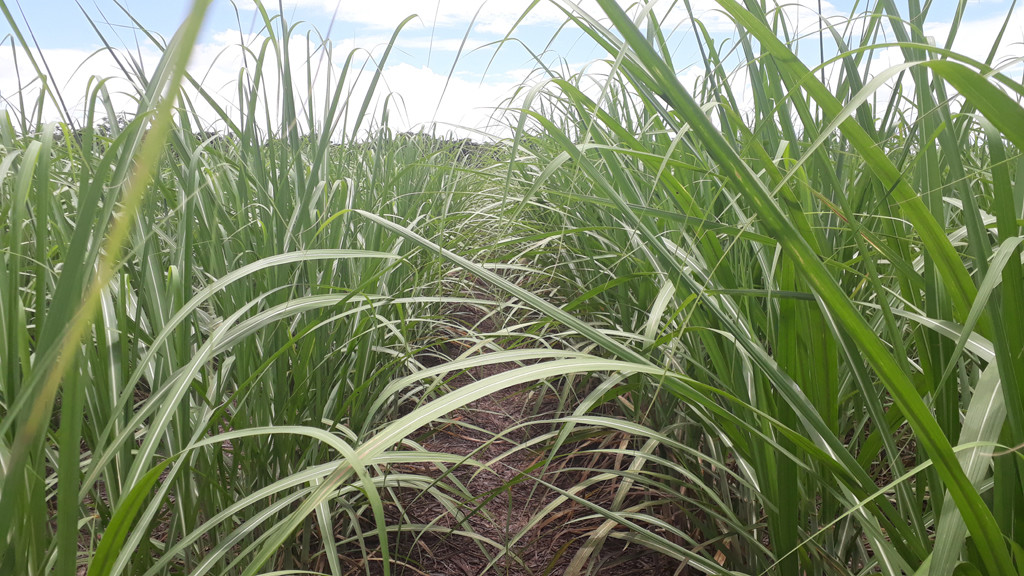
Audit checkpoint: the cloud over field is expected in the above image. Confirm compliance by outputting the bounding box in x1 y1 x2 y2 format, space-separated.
0 26 534 139
0 0 1019 141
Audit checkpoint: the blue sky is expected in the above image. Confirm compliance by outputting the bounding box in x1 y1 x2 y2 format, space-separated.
0 1 1021 137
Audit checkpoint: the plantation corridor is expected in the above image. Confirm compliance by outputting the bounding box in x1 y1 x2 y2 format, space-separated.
3 0 1024 575
376 297 671 575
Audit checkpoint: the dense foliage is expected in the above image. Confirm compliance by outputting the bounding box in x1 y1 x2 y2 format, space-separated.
1 0 1023 575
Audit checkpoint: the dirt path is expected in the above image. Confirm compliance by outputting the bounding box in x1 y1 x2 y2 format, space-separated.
371 303 673 576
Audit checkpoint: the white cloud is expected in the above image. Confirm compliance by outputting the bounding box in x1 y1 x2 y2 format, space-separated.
924 9 1024 70
0 45 159 124
0 27 531 139
376 62 525 134
392 35 498 54
236 0 844 37
3 1 1020 143
237 0 582 34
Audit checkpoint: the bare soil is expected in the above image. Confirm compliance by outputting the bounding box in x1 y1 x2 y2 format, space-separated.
350 298 677 576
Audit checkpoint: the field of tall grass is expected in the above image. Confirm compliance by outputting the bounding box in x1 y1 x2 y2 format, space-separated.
2 0 1023 574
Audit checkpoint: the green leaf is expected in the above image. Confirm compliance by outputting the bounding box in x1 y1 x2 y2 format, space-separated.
86 458 176 576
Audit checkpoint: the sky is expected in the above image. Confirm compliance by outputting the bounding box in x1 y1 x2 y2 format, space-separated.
0 0 1021 139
